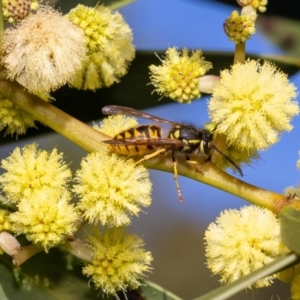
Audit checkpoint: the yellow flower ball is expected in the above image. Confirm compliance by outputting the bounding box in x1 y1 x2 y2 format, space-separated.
205 205 289 288
0 209 12 232
10 190 79 251
82 227 152 296
223 10 256 44
67 5 135 91
94 114 138 138
73 151 152 226
0 92 51 136
2 0 39 23
2 7 86 94
149 47 212 103
209 60 299 151
0 143 72 203
237 0 268 13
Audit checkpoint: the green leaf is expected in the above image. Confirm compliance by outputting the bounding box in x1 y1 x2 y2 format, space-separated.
54 0 135 13
203 52 300 76
280 206 300 254
0 250 103 300
257 16 300 58
192 253 300 300
98 0 135 10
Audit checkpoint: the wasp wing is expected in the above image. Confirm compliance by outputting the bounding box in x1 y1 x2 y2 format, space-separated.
103 137 183 148
102 105 178 126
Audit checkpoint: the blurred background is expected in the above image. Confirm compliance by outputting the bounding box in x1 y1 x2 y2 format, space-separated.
1 0 300 299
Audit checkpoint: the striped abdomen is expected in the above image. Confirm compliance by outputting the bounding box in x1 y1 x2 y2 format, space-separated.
108 125 162 156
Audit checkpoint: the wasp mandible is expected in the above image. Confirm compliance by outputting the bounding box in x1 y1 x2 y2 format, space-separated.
102 105 243 202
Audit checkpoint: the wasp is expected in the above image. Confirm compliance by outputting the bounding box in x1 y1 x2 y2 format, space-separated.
102 105 243 202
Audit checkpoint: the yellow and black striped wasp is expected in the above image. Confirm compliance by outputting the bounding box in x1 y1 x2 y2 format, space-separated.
102 105 243 202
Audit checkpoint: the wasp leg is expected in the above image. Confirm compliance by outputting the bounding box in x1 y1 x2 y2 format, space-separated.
172 152 183 203
205 154 211 162
185 156 203 175
134 148 167 165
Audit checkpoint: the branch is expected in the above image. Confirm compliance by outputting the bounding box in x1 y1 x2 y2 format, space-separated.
0 77 108 152
0 78 288 213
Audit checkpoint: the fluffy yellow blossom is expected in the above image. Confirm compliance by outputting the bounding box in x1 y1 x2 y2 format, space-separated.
2 0 39 23
2 6 86 94
291 275 300 300
223 10 256 44
205 205 289 288
73 151 152 227
149 48 213 103
82 227 152 296
9 190 79 251
208 60 299 151
0 98 36 136
0 209 12 232
94 114 138 137
0 93 51 136
279 265 300 299
67 4 135 91
0 144 72 203
237 0 268 13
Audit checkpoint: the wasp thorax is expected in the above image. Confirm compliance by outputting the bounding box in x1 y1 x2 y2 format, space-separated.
168 125 212 155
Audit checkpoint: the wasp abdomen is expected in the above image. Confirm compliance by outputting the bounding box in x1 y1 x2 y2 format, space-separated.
108 125 162 156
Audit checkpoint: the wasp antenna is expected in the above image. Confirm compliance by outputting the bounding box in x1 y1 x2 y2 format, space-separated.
212 145 243 177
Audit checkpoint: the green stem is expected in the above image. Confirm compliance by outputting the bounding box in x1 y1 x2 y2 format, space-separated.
0 78 109 153
13 244 43 266
143 154 287 213
0 78 288 213
233 42 245 64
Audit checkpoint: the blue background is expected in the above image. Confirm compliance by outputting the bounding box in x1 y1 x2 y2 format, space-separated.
1 0 299 299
